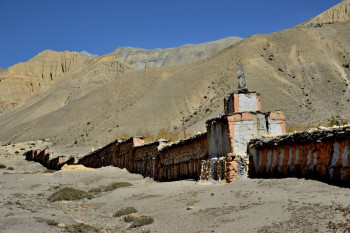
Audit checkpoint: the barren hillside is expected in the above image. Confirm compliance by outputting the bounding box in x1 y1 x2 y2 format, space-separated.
110 37 242 69
0 51 135 115
0 38 242 116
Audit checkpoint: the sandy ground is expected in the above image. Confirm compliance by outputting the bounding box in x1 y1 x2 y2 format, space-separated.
1 142 350 233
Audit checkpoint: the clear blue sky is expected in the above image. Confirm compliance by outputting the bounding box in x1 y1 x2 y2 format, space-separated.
0 0 341 68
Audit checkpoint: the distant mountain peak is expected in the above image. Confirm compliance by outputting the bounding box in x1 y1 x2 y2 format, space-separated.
79 50 97 58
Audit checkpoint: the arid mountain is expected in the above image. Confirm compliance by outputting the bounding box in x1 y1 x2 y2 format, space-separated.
0 1 349 149
0 38 242 115
299 0 350 27
0 50 135 115
110 37 242 69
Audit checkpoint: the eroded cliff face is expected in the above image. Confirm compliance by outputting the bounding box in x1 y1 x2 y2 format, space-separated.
6 50 88 80
0 50 89 114
0 50 135 115
299 0 350 27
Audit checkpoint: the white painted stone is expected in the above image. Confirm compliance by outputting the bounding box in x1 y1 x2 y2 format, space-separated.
306 149 312 166
342 146 349 167
267 119 284 136
233 120 255 156
238 94 259 112
272 149 277 168
293 149 299 170
331 142 340 166
287 148 292 167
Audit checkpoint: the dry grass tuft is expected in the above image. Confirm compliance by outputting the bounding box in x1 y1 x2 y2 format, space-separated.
65 223 99 233
131 215 154 228
103 182 132 192
48 187 94 202
114 207 138 217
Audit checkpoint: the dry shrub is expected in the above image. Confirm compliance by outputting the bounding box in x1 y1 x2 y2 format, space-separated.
103 182 132 192
114 207 138 217
131 215 154 228
0 164 6 169
114 128 194 143
88 188 102 194
65 223 99 233
48 187 94 202
286 123 321 133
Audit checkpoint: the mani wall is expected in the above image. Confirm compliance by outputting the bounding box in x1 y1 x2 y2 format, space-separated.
248 125 350 187
80 133 209 181
23 91 288 184
24 148 76 170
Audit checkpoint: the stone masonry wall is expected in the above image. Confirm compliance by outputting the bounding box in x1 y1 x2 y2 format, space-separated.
248 125 350 187
133 141 163 178
157 133 208 181
200 154 247 183
24 148 75 170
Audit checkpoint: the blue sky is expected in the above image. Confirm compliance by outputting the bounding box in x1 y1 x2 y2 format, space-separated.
0 0 341 68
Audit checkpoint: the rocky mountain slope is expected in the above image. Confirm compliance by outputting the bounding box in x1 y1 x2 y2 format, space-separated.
0 38 242 115
110 37 242 69
0 51 135 115
0 1 349 150
299 0 350 26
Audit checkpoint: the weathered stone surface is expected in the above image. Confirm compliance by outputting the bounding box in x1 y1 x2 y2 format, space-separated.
248 125 350 186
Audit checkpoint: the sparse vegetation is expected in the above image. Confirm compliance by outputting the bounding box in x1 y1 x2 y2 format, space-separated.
114 128 194 143
89 182 132 195
327 115 348 127
48 187 94 202
42 169 55 173
65 223 99 233
88 188 102 194
286 116 349 133
131 215 154 228
286 123 321 133
46 220 59 226
104 182 132 191
114 207 138 217
0 164 6 169
35 218 59 226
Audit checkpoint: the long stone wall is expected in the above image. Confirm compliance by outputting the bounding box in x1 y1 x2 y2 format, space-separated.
132 140 167 178
248 125 350 187
158 133 208 181
23 148 76 170
77 134 210 182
